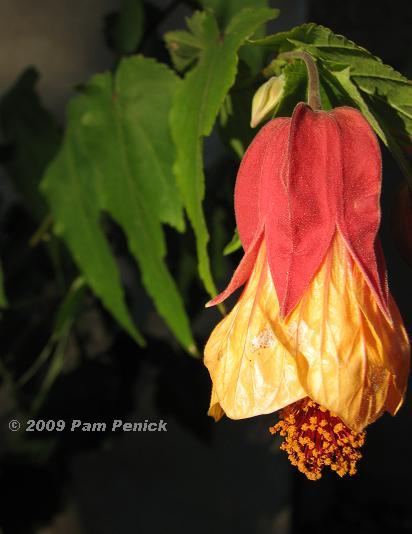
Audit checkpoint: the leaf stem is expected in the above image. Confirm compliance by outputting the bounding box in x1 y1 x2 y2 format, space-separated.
29 213 53 247
278 51 322 110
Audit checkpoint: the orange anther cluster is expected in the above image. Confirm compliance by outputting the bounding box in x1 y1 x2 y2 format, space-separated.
269 398 365 480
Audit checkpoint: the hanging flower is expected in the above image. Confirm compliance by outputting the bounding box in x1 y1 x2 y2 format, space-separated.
204 100 410 481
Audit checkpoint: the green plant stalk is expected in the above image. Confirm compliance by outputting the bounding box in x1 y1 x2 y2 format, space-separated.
277 50 322 110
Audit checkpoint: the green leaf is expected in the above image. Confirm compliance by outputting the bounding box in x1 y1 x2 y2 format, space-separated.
199 0 272 73
325 67 384 129
0 68 61 220
199 0 270 29
256 23 412 184
316 63 351 110
164 11 206 72
42 56 196 352
113 0 144 55
43 126 145 346
223 228 241 255
273 60 308 118
170 8 278 299
164 29 203 72
0 262 7 308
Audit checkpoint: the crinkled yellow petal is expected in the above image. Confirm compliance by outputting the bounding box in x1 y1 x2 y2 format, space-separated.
204 241 307 420
204 232 410 432
292 232 410 432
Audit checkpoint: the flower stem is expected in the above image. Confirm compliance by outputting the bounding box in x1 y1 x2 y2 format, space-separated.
277 51 322 110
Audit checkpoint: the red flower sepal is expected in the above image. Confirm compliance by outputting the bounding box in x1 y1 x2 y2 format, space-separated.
207 103 390 321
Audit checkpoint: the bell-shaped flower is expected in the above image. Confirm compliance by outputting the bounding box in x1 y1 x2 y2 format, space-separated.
204 103 410 480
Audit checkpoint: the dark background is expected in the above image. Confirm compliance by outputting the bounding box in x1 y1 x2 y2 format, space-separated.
1 1 412 533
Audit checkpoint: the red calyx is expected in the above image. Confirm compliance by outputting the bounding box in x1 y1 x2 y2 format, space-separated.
208 103 389 320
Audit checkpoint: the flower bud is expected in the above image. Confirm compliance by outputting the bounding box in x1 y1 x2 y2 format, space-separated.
250 75 285 128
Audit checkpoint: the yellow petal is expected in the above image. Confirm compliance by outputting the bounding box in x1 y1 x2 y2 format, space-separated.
208 387 225 422
204 241 307 420
291 232 410 432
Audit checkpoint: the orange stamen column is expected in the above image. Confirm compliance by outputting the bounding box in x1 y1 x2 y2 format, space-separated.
269 398 366 480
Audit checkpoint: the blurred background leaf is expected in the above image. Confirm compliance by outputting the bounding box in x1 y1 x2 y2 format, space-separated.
42 56 195 352
164 11 205 72
113 0 145 55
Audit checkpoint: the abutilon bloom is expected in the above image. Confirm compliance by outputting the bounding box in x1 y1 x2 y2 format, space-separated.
204 101 410 480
